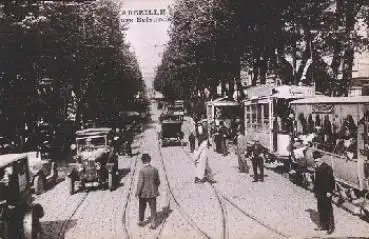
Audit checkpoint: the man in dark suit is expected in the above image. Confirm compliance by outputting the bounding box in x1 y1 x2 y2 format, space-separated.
135 154 160 229
247 139 265 182
313 152 335 235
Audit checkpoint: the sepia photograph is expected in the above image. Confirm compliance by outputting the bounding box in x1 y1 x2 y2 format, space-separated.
0 0 369 238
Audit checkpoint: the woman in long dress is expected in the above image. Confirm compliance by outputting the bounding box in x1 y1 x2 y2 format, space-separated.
193 139 214 183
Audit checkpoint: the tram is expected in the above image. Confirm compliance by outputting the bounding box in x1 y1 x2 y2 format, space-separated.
243 85 315 163
289 96 369 214
205 97 243 142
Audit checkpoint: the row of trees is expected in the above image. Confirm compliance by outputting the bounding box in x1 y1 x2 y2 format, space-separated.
0 0 144 136
154 0 369 100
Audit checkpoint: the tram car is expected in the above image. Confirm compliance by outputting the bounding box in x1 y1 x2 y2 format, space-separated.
205 97 243 143
288 96 369 215
243 85 315 166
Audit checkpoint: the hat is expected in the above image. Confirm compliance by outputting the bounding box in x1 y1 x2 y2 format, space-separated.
312 151 322 161
141 153 151 162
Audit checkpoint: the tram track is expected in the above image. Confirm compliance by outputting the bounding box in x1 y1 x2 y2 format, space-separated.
122 124 171 239
157 142 213 239
121 134 146 239
56 192 89 239
180 146 290 239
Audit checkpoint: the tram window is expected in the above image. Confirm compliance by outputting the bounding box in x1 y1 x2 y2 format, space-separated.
264 104 269 127
251 105 256 124
246 106 251 124
257 105 262 124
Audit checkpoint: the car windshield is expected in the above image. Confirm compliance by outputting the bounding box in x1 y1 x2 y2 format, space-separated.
77 136 106 152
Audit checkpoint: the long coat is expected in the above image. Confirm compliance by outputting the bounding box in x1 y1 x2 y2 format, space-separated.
136 164 160 198
314 162 335 196
193 140 212 180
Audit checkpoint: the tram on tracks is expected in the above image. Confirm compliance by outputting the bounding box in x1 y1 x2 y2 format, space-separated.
288 96 369 215
205 97 243 143
243 85 315 165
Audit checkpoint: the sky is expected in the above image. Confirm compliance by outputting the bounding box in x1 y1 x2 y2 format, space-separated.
120 0 172 89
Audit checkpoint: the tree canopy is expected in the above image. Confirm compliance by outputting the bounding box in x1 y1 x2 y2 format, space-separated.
154 0 369 101
0 0 144 135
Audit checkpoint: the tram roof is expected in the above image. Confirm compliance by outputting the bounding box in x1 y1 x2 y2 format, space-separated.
290 96 369 105
0 154 27 168
207 97 240 106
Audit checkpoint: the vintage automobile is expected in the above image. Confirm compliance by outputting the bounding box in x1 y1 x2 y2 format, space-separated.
0 153 44 239
67 128 118 194
26 148 58 195
158 120 184 147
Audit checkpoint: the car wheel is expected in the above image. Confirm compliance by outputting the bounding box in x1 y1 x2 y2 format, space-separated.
34 175 45 195
108 172 114 191
68 177 75 195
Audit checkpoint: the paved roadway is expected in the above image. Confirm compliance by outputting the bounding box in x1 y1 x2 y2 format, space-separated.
35 102 369 239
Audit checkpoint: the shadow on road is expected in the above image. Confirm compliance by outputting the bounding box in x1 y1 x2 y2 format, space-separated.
305 208 320 226
141 206 173 228
155 206 172 227
41 219 78 239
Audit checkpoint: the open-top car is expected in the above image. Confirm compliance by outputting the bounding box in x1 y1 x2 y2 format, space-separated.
158 120 184 147
0 153 44 239
67 127 118 194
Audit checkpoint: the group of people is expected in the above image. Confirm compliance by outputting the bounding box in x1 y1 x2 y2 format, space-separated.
291 112 359 158
134 115 336 235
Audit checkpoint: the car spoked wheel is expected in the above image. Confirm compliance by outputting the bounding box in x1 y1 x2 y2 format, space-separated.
34 175 45 195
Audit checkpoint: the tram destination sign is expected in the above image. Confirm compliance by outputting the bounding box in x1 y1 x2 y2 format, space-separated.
312 104 334 114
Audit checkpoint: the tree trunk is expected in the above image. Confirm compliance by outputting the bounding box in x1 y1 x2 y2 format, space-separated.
342 0 357 96
330 0 345 96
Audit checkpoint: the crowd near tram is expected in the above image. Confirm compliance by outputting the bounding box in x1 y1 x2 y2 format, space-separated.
158 82 369 221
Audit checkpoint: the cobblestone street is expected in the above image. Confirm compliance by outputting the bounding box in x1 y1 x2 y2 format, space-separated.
33 103 369 239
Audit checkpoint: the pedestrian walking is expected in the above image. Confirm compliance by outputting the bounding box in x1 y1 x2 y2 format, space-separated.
236 129 249 173
189 132 196 153
196 122 207 146
218 121 229 156
313 152 335 234
193 139 215 183
135 154 161 229
247 139 265 182
124 126 133 157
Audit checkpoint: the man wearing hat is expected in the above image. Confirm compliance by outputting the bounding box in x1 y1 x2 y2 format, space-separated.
313 152 335 234
247 138 265 182
135 154 161 229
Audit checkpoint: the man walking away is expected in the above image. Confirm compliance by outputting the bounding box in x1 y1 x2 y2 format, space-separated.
247 139 265 182
313 152 335 235
189 132 196 153
135 154 160 229
236 128 249 173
